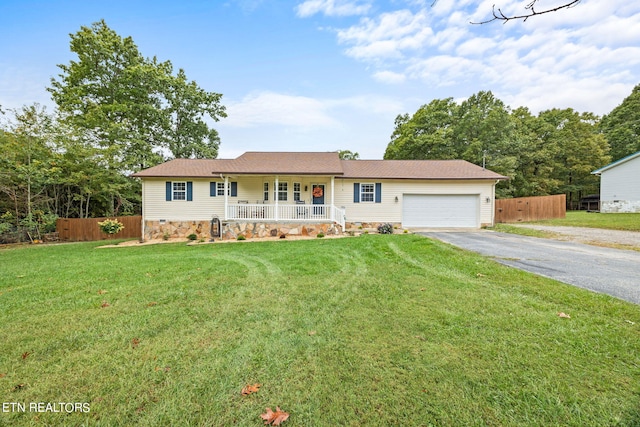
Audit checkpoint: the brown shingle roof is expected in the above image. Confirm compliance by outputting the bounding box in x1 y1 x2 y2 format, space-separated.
131 152 344 177
131 152 508 180
340 159 508 180
222 152 344 175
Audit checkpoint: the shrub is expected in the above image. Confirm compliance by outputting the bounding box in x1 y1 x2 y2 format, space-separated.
377 223 394 234
237 235 246 241
187 233 198 241
316 232 325 238
98 219 125 235
162 231 170 241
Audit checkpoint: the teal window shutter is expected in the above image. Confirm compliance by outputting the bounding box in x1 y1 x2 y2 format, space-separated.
166 182 172 201
231 182 238 197
187 182 193 201
210 182 216 197
353 183 360 203
375 183 382 203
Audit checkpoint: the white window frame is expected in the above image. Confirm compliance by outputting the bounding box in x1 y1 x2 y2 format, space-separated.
293 182 301 202
277 181 288 202
263 182 269 201
216 182 226 196
360 183 375 203
173 181 187 201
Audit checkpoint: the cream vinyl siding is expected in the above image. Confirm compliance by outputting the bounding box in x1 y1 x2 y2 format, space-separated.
143 178 226 221
335 179 496 226
141 177 336 221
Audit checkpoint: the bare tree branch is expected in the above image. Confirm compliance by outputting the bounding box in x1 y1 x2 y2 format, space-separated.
470 0 581 24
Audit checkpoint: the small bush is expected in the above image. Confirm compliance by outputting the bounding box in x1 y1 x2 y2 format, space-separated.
316 232 325 238
98 219 125 235
377 223 394 234
162 231 170 241
237 235 246 241
187 233 198 241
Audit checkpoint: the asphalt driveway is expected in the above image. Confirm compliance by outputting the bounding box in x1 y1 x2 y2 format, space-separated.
421 230 640 304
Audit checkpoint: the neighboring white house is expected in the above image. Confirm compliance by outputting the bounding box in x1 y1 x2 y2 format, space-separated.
131 152 508 240
592 150 640 213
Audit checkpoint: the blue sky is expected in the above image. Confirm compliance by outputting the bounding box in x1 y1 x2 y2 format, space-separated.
1 0 639 159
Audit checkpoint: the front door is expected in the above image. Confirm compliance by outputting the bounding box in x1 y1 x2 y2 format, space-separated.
312 184 325 215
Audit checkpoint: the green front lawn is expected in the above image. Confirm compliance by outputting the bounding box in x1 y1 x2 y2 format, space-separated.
1 236 639 426
532 211 640 231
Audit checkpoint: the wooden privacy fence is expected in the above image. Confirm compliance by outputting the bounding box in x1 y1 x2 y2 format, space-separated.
56 216 141 241
495 195 566 223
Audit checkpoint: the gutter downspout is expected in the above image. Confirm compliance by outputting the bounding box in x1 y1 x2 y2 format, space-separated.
491 180 498 227
222 174 228 221
330 176 335 223
275 176 279 221
141 180 145 242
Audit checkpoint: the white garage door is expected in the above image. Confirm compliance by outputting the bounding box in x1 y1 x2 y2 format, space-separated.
403 194 479 228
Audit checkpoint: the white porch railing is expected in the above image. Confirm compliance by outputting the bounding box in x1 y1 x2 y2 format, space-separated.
226 204 345 229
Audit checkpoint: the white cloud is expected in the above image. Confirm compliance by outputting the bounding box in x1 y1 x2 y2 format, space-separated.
317 0 640 116
295 0 371 17
337 9 433 60
372 70 407 84
222 91 340 129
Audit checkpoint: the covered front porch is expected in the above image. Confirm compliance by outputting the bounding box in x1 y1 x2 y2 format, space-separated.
216 175 345 229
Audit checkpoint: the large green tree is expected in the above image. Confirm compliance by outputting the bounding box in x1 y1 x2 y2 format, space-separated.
384 92 610 204
385 98 459 160
537 108 610 207
600 84 640 162
48 20 226 172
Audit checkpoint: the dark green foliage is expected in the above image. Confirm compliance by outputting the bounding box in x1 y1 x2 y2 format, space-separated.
385 90 613 203
377 223 394 234
600 84 640 161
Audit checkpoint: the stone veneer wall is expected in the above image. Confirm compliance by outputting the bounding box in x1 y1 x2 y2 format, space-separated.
143 220 342 241
600 200 640 213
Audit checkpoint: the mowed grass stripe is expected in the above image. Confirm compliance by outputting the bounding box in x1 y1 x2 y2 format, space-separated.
0 235 639 426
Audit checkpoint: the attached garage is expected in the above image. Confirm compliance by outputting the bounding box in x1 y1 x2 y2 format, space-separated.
402 194 480 228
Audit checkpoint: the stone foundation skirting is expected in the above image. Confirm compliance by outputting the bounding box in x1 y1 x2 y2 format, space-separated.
600 200 640 213
143 220 342 241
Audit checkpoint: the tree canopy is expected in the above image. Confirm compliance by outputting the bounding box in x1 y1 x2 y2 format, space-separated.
384 90 612 204
599 84 640 162
0 20 228 241
48 20 226 173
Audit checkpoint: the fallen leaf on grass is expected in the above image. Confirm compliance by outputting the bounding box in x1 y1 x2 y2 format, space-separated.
97 290 107 294
557 312 571 319
147 301 157 307
625 320 635 325
131 338 140 349
420 288 426 291
12 384 25 392
154 366 171 372
0 373 6 378
308 330 317 336
241 383 261 395
101 301 110 308
21 352 30 360
261 407 289 426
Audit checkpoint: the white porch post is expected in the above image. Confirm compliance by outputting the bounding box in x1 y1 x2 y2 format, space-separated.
330 176 335 222
224 175 229 220
274 176 279 221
